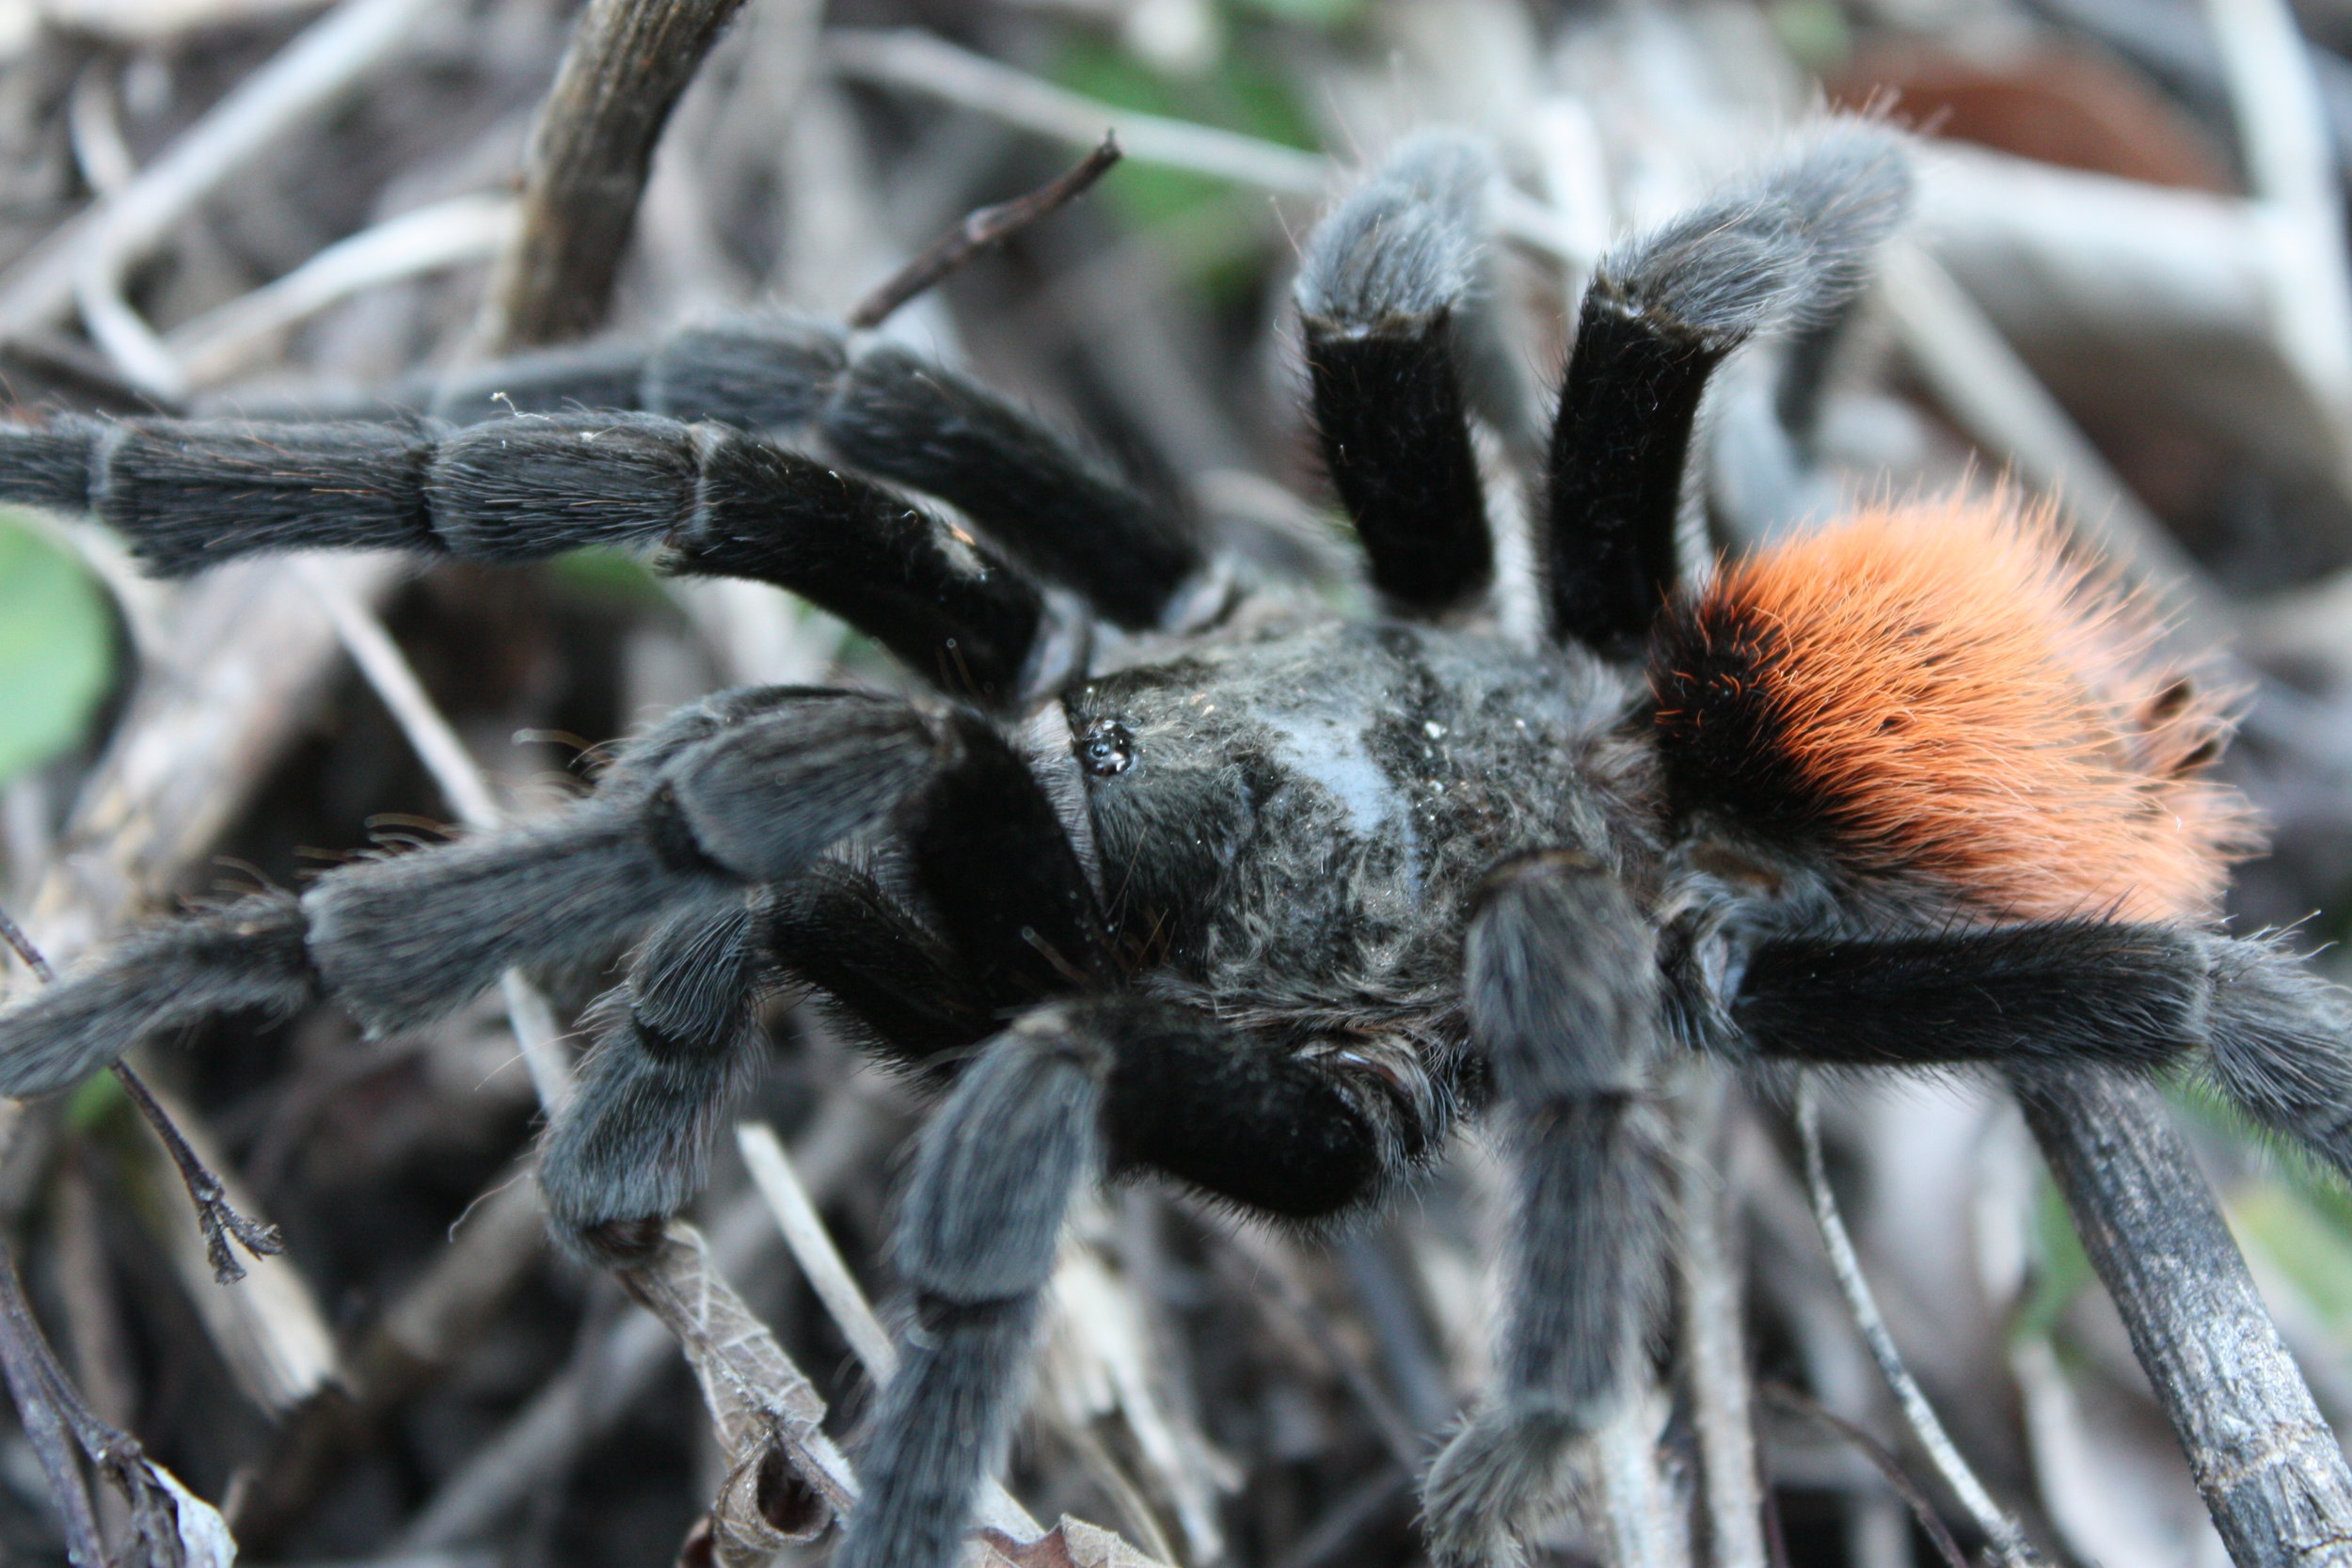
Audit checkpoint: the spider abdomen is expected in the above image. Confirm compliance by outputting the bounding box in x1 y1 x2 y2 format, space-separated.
1650 496 2257 923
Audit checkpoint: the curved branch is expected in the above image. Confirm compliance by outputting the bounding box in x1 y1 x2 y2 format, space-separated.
2017 1072 2352 1568
472 0 754 352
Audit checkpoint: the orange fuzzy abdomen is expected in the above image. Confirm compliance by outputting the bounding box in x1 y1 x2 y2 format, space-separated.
1648 497 2255 923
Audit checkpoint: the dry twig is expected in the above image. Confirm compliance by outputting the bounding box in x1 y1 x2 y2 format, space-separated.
850 134 1123 329
1795 1080 2042 1566
471 0 755 351
2017 1073 2352 1566
0 902 283 1284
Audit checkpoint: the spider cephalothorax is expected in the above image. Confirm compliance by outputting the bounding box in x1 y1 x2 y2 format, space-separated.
0 121 2348 1568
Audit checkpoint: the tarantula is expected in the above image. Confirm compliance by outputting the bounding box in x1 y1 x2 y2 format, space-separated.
0 119 2346 1568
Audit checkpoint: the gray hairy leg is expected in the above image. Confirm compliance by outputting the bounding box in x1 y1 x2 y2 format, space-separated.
306 687 948 1034
1295 130 1503 618
817 343 1208 632
2201 935 2352 1180
1423 851 1666 1567
430 317 1209 631
0 687 949 1094
839 994 1394 1568
0 894 314 1097
539 897 770 1259
432 314 1212 632
834 1006 1106 1568
0 411 1053 705
1546 121 1912 654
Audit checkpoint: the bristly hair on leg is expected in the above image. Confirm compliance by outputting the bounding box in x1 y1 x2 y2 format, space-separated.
540 897 774 1259
0 894 315 1098
2200 930 2352 1182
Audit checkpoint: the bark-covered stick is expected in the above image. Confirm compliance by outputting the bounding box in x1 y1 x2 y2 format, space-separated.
2016 1072 2352 1567
471 0 752 352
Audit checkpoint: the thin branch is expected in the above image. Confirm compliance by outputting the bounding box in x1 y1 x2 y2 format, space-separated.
470 0 754 352
0 1227 234 1566
734 1120 896 1380
733 1119 1041 1541
2015 1071 2352 1567
1794 1080 2042 1566
849 133 1121 328
1219 1224 1422 1468
1758 1383 1971 1568
823 27 1580 265
0 0 458 343
0 901 283 1284
1677 1071 1766 1568
825 28 1327 195
1594 1384 1690 1568
167 195 516 387
2201 0 2352 475
0 1240 107 1566
109 1059 283 1285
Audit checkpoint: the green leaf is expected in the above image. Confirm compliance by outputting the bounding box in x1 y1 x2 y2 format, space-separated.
2011 1171 2094 1343
2232 1183 2352 1333
64 1068 125 1132
549 546 664 604
0 513 114 786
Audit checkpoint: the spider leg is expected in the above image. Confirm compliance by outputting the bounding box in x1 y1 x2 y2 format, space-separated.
1295 131 1503 618
538 896 772 1257
0 413 1057 705
428 319 1212 633
424 315 850 431
1546 124 1910 655
838 993 1391 1568
1733 922 2352 1181
761 861 1001 1069
0 687 959 1091
1423 851 1666 1567
816 343 1210 631
542 699 1118 1254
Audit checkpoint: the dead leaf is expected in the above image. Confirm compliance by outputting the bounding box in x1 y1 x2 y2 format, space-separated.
623 1220 857 1566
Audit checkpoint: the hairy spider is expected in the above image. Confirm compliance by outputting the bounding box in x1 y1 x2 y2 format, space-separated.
0 121 2346 1568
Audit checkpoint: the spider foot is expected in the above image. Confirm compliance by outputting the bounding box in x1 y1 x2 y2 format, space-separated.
1420 1403 1592 1568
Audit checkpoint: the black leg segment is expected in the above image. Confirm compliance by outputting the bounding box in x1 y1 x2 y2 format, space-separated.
1546 125 1911 655
1295 130 1499 618
1737 920 2352 1185
821 345 1205 631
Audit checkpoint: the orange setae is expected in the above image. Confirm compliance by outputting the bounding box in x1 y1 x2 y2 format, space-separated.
1650 495 2255 922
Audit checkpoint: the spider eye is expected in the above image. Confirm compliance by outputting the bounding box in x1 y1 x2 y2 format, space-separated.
1077 720 1135 778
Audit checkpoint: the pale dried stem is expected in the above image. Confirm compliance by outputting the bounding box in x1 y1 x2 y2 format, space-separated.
0 0 458 341
168 196 516 387
2201 0 2352 477
1677 1071 1766 1568
1794 1080 2042 1566
734 1118 1042 1540
301 559 575 1116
